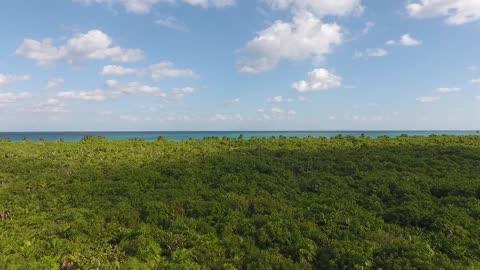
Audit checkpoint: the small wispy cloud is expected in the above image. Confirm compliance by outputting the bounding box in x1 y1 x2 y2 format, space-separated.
362 21 375 35
435 87 461 93
416 96 439 103
44 78 64 90
155 16 188 32
354 48 387 59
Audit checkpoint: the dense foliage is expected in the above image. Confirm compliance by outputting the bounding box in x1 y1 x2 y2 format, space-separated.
1 135 480 269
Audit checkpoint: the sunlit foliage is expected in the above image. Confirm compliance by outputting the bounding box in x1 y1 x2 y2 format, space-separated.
1 135 480 269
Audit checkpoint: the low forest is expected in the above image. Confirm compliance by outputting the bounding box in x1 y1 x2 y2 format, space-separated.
0 135 480 269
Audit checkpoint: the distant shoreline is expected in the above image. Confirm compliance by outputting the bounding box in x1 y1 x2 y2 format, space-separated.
0 130 478 142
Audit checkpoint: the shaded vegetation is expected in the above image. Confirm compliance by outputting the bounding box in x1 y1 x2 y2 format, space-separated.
1 135 480 269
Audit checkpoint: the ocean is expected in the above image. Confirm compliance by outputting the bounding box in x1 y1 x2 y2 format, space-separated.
0 131 479 142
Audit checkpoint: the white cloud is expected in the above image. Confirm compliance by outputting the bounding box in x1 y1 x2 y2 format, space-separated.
406 0 480 25
0 92 32 106
105 79 119 88
269 96 284 103
385 34 422 47
227 97 241 104
210 113 242 121
56 81 167 102
115 82 166 96
366 48 387 57
32 98 67 113
16 30 144 65
155 16 188 31
354 48 387 59
238 12 343 74
76 0 235 14
150 62 198 80
471 78 480 84
362 21 375 35
120 114 139 122
416 96 439 103
267 95 298 103
467 65 478 71
400 34 422 46
172 87 195 98
256 106 297 120
101 65 136 76
57 90 108 101
385 40 396 46
271 107 284 113
266 0 364 17
435 87 461 93
0 74 31 87
292 68 342 92
76 0 171 14
183 0 235 8
44 78 64 90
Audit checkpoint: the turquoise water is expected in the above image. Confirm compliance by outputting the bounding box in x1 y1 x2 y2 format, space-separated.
0 131 479 142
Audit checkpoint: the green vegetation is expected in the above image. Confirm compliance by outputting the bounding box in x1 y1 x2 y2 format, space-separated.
1 135 480 269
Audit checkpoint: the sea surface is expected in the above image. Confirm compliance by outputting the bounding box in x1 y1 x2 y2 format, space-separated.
0 131 479 142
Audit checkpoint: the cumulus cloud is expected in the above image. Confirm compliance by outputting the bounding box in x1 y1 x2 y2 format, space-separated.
76 0 172 14
266 0 363 17
435 87 461 93
385 34 422 47
76 0 235 14
184 0 235 8
32 98 67 113
238 0 364 74
57 80 167 103
112 82 166 96
0 92 32 106
0 74 31 87
400 34 422 46
105 79 119 88
292 68 342 92
57 90 108 101
150 62 198 80
16 30 144 65
44 78 64 90
100 65 137 76
406 0 480 25
256 106 297 120
238 12 343 74
416 96 439 103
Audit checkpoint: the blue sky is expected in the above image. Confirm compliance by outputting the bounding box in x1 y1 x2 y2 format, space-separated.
0 0 479 131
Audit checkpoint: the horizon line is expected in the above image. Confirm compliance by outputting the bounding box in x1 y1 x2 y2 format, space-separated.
1 130 479 133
